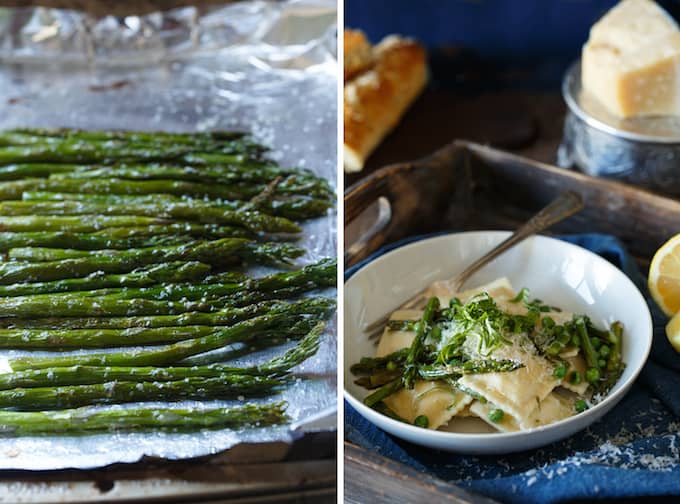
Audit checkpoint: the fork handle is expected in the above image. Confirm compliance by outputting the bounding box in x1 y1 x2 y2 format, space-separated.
440 190 584 293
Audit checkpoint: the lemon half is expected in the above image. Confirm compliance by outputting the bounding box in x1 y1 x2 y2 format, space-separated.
648 233 680 317
666 311 680 353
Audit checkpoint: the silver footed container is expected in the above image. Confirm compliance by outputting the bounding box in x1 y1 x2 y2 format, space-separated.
558 61 680 197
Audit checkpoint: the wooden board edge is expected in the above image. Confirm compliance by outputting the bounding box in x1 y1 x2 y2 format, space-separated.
344 441 499 504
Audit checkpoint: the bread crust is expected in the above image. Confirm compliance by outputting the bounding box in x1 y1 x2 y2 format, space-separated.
344 36 428 172
344 29 374 81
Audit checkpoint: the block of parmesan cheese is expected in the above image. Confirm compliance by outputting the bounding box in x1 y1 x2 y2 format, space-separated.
582 0 680 118
588 0 677 52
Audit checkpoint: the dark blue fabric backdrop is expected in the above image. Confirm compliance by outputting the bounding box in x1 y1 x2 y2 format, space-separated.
345 1 680 87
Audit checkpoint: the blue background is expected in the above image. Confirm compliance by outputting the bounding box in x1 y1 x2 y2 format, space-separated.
345 0 680 87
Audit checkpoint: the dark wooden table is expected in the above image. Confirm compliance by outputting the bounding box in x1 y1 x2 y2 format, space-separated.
345 87 566 188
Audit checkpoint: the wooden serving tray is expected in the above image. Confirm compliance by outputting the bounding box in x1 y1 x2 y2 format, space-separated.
345 140 680 271
344 140 680 503
345 441 497 504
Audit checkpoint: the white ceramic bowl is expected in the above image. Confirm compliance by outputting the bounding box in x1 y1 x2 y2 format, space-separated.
344 231 653 454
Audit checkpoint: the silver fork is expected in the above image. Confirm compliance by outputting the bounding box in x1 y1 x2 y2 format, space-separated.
362 190 584 340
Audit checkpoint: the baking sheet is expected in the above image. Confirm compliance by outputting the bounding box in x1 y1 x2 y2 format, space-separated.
0 0 337 470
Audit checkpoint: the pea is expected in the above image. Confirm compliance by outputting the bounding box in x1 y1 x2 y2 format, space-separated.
488 409 504 423
585 367 600 383
599 345 610 358
569 371 582 385
386 361 398 371
575 399 588 413
547 341 563 355
598 359 607 368
591 337 602 350
414 415 429 428
542 317 555 329
553 364 567 380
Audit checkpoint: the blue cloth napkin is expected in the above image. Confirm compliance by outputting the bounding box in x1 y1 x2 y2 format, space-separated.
345 233 680 503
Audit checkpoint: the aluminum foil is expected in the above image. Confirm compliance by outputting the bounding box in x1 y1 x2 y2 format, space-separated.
558 61 680 197
0 0 337 470
0 1 336 67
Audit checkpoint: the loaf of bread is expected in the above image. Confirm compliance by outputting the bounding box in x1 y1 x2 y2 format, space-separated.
344 35 428 173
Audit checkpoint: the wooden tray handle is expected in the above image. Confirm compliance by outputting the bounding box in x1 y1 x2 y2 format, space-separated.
344 141 468 267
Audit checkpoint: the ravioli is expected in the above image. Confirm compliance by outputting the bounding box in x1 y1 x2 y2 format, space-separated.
376 309 472 427
425 277 515 306
384 380 473 428
458 340 559 421
376 309 422 358
470 392 574 432
358 276 619 434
